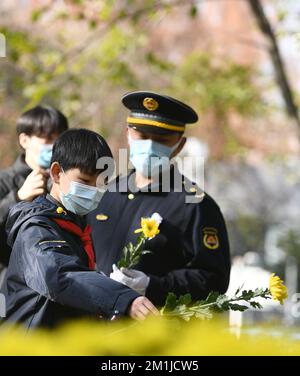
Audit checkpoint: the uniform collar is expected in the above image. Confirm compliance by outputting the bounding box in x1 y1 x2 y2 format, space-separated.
117 165 184 195
46 193 65 209
46 193 86 228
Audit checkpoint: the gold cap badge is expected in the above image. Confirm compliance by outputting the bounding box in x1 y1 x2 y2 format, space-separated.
143 97 159 111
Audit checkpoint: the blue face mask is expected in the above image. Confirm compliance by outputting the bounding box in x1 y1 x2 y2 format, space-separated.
59 170 105 216
129 137 181 177
38 144 53 169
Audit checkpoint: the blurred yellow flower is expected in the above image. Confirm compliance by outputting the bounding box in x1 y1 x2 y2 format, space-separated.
1 318 300 356
135 217 160 239
269 273 288 305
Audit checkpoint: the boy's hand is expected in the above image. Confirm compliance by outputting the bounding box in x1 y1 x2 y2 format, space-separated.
129 296 159 320
17 168 48 201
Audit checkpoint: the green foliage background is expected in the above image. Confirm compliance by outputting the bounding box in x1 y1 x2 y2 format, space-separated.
0 0 267 164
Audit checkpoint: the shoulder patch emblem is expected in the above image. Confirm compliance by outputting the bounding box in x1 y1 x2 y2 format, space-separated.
203 227 219 250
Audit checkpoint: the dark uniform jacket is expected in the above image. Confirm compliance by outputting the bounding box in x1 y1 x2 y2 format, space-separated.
0 155 32 265
88 169 231 306
3 194 139 329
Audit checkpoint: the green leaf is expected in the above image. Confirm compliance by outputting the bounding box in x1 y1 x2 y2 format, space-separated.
31 9 43 22
216 295 229 309
177 294 192 306
117 236 147 268
162 293 178 313
250 301 263 309
235 284 244 296
277 9 288 23
189 5 198 18
145 52 174 72
240 290 255 300
204 291 220 304
89 19 98 29
228 303 248 312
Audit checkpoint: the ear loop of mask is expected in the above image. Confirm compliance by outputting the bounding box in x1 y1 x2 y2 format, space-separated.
170 139 182 156
59 167 70 196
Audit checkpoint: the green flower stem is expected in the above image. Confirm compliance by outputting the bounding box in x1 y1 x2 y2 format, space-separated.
123 235 146 269
161 290 273 318
135 236 145 251
197 296 262 310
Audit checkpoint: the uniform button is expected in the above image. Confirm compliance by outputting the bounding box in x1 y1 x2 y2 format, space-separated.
189 187 197 193
56 207 66 215
96 214 108 221
128 193 135 200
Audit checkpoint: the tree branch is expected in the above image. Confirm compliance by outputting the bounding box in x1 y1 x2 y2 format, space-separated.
59 0 195 64
248 0 300 129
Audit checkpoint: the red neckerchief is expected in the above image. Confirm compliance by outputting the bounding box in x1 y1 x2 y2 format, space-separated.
52 218 95 270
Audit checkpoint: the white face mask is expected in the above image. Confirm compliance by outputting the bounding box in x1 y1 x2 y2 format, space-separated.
59 169 106 216
128 134 181 177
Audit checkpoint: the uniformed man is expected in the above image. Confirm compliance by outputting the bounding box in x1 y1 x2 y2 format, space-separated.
88 91 231 306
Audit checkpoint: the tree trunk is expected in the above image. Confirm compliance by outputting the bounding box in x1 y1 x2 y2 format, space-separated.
248 0 300 130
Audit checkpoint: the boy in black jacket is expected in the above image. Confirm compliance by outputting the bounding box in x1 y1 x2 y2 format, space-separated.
0 106 68 268
3 129 157 329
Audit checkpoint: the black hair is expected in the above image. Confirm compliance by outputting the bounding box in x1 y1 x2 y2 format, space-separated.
16 105 69 137
51 128 113 176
